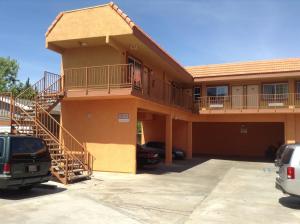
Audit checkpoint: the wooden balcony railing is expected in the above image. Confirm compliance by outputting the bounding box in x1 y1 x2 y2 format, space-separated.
196 93 300 112
64 64 133 92
63 64 193 111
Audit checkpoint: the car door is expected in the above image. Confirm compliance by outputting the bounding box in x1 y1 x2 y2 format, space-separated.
0 137 5 174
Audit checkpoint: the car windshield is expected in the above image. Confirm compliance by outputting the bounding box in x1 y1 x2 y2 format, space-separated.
146 142 165 149
10 137 47 157
276 145 286 159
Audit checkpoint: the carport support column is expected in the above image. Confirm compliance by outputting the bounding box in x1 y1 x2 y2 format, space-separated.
285 114 296 144
187 121 193 159
165 114 173 165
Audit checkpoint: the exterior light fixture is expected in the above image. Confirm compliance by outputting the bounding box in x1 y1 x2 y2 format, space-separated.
79 41 88 47
130 44 138 50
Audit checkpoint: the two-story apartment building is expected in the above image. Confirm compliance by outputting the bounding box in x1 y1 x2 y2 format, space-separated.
15 2 299 175
187 59 300 158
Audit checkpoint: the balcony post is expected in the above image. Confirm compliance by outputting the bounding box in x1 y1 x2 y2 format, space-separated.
285 114 296 144
85 67 88 95
288 79 295 108
187 121 193 159
165 114 173 165
108 65 111 94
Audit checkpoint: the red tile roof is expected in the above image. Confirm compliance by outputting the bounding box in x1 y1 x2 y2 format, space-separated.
186 58 300 78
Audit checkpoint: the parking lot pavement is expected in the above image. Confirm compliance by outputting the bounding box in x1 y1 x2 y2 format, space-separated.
0 158 299 224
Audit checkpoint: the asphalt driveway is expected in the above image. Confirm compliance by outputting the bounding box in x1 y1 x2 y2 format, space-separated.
0 158 299 224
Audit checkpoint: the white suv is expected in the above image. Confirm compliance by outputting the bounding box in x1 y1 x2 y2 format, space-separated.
276 144 300 197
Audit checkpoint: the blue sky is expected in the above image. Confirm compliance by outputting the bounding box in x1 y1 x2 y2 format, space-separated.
0 0 299 82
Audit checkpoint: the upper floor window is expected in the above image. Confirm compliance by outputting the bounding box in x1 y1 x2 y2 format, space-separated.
194 86 201 101
207 86 228 97
128 56 142 89
296 82 300 93
262 83 288 100
262 83 288 95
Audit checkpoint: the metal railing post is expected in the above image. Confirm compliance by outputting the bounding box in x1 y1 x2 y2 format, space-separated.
108 65 111 94
85 67 88 95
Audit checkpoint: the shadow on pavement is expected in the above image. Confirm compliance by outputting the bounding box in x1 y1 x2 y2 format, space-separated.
0 184 66 200
137 157 210 175
279 196 300 209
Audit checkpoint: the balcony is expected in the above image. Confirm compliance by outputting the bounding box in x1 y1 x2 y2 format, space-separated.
196 93 300 114
63 64 193 111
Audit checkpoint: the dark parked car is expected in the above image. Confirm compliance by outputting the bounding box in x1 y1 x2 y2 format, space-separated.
0 135 52 190
136 144 160 168
143 141 186 160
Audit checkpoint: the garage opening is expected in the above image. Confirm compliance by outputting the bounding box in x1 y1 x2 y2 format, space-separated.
193 122 284 160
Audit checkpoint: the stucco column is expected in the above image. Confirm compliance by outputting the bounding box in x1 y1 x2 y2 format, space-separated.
288 79 295 106
285 114 296 144
187 121 193 159
165 114 173 165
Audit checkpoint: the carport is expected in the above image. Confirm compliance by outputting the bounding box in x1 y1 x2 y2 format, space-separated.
193 122 284 159
138 109 192 166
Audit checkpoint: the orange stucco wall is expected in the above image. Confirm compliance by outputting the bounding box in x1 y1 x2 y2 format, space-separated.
172 119 188 152
141 114 165 143
193 122 284 158
60 98 137 173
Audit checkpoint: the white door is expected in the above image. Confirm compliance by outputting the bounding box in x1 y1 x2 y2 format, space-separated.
232 86 243 109
247 85 259 108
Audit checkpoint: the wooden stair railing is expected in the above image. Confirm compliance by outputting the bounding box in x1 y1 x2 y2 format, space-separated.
35 102 93 183
11 72 93 184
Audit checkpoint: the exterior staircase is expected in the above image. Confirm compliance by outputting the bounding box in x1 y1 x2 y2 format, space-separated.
11 72 93 184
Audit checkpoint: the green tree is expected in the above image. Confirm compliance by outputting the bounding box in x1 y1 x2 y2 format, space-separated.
0 57 36 99
11 78 36 98
0 57 19 92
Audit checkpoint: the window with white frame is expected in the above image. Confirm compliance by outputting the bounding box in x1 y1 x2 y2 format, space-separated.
206 86 228 97
262 83 288 99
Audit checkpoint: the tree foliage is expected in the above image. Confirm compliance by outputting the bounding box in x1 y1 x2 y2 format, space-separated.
0 57 35 98
0 57 19 92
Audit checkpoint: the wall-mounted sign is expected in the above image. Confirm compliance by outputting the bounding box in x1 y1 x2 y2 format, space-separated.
118 113 130 123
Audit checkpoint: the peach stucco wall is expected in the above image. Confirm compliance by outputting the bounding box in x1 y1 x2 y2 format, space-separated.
62 45 125 69
46 5 132 42
60 98 137 173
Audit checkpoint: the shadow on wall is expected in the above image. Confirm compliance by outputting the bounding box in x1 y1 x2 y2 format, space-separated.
279 196 300 210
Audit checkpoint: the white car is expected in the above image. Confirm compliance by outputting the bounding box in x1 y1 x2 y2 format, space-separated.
276 144 300 197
